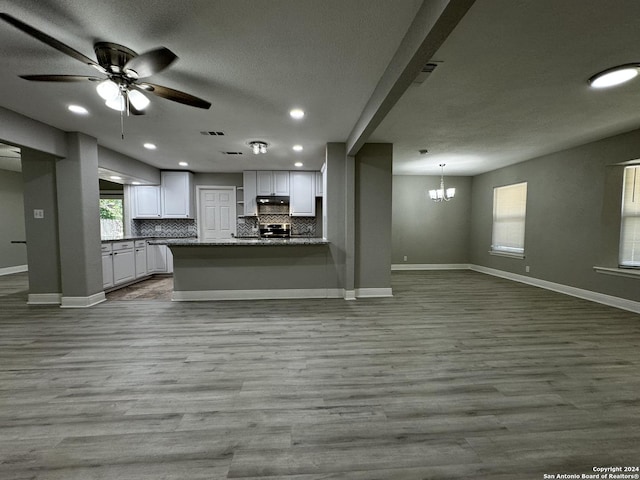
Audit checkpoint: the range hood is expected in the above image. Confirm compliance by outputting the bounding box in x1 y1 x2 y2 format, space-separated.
256 195 289 205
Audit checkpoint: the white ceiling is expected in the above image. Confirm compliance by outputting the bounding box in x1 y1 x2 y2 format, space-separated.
1 1 640 177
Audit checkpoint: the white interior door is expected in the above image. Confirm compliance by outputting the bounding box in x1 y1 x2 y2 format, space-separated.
198 187 236 240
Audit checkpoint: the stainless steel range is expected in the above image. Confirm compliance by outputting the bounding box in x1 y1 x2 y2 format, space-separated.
259 223 291 238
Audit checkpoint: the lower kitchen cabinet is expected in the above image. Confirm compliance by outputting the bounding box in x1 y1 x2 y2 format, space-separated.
134 240 147 278
146 243 173 274
112 241 135 285
101 244 114 289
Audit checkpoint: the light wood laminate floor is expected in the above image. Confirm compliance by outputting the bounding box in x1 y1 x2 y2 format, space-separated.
1 270 639 479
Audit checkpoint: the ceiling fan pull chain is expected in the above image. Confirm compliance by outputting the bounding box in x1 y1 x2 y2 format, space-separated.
120 104 125 140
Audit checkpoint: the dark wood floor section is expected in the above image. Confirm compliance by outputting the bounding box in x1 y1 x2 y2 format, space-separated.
1 270 639 479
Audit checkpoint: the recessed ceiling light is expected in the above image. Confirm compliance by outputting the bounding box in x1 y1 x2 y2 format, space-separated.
68 105 88 115
178 161 188 166
294 162 303 167
293 145 303 152
131 181 141 185
143 143 157 150
110 176 122 180
589 64 639 88
290 108 305 119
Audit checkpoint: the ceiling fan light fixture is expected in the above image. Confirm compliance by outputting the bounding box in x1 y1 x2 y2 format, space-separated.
96 79 119 101
128 89 149 110
589 64 640 88
105 94 125 112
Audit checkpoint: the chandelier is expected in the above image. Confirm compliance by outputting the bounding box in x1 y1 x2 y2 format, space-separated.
429 163 455 202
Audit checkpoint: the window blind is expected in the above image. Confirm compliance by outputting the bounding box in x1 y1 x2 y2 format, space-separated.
620 166 640 266
491 182 527 255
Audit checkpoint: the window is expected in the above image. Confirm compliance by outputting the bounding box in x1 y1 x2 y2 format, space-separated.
620 166 640 267
491 182 527 256
100 198 124 239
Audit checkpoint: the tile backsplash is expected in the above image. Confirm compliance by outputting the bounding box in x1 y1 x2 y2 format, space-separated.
236 216 317 237
132 219 197 237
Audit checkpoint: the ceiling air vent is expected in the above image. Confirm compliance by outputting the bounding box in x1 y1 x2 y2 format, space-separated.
224 151 243 155
413 62 440 84
201 131 225 136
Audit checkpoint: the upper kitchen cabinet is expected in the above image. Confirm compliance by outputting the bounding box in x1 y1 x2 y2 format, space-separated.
257 171 289 196
161 171 194 218
289 171 315 216
242 171 258 216
132 186 161 218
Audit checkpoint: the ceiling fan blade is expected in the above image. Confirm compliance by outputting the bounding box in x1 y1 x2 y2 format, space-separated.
124 47 177 79
20 74 101 82
137 83 211 109
0 13 101 70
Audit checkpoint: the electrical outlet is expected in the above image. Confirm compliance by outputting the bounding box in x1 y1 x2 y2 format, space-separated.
33 209 44 219
155 225 162 232
525 265 530 273
403 255 408 262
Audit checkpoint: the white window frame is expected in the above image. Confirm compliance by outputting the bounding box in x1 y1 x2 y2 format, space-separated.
490 182 527 258
619 166 640 267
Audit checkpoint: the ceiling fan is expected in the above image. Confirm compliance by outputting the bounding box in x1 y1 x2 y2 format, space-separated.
0 12 211 115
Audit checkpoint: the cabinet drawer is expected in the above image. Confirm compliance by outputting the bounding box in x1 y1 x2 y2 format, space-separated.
101 243 112 253
134 240 146 248
112 241 134 251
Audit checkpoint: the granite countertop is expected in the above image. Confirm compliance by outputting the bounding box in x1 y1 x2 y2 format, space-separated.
101 236 197 243
148 237 329 246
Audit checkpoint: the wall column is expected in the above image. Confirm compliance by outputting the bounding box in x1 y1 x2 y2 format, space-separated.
354 143 393 297
56 132 104 307
21 148 62 304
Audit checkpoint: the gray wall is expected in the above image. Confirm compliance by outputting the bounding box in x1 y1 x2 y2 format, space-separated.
470 127 640 303
392 175 471 265
0 169 27 269
355 143 393 290
193 172 243 187
98 146 160 185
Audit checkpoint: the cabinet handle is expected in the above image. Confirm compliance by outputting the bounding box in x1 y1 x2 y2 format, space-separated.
114 252 118 255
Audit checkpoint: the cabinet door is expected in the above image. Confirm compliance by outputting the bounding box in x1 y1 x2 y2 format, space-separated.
273 171 290 195
133 186 161 218
102 252 114 289
315 171 324 197
135 246 147 278
256 171 274 195
146 243 156 273
161 171 194 218
289 171 315 216
154 245 168 273
112 249 135 284
243 171 258 216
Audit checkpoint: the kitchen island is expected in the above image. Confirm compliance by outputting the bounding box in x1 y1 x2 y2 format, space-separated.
150 237 342 301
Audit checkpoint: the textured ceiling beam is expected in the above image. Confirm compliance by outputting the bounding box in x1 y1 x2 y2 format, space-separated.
346 0 476 156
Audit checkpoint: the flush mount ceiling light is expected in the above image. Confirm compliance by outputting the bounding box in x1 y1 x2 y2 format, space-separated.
249 141 268 155
143 143 157 150
429 163 455 202
290 108 305 119
589 63 640 88
293 145 303 152
178 161 188 166
67 104 88 115
294 162 303 167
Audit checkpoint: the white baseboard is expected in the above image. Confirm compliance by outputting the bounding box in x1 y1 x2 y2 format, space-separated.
60 292 106 308
344 290 357 301
27 293 62 305
0 264 28 276
470 265 640 315
392 263 471 271
172 288 343 301
355 287 393 298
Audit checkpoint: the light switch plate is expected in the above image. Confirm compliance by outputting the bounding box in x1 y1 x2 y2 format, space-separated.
33 209 44 219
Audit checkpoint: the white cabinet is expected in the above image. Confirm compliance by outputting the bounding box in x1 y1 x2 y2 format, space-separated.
242 171 258 216
161 171 194 218
101 244 114 289
132 186 161 218
289 171 316 216
315 171 324 197
112 241 135 284
257 171 289 196
134 240 147 278
146 243 173 273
